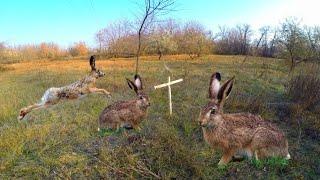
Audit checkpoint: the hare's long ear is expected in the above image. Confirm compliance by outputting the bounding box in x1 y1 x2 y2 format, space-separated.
126 78 138 93
134 74 143 90
217 76 235 103
90 55 96 71
209 72 221 99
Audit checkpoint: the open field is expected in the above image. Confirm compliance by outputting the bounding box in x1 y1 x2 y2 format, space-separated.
0 55 319 179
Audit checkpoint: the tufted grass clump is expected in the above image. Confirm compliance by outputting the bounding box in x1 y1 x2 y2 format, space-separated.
0 55 319 179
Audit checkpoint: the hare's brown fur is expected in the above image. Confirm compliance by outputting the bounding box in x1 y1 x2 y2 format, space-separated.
98 75 150 130
199 72 290 165
18 56 111 120
201 112 289 161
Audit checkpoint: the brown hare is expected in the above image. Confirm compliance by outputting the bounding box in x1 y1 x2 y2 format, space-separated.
98 74 150 131
18 55 111 120
198 72 290 166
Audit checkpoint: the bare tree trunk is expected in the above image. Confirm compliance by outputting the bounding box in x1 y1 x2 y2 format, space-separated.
136 7 149 74
290 54 295 71
135 0 175 74
158 50 162 60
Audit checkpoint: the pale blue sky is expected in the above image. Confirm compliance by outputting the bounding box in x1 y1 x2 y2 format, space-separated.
0 0 319 48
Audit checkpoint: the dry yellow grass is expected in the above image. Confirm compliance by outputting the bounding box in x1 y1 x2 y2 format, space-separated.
4 54 243 74
5 59 134 74
0 55 319 179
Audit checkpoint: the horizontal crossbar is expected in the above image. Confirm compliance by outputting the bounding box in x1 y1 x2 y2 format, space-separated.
154 79 183 89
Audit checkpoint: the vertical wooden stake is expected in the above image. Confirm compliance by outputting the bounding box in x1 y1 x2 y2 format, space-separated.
168 76 172 115
154 77 183 115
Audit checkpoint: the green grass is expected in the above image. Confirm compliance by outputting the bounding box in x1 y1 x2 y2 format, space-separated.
0 55 319 179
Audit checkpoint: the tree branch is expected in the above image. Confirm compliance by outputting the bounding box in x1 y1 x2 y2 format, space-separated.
135 0 176 74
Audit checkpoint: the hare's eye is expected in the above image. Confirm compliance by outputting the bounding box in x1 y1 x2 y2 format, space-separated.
211 108 216 114
139 96 143 100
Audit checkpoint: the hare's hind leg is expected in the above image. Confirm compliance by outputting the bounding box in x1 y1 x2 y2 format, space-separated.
218 149 235 165
254 150 261 160
253 148 274 160
251 127 289 160
18 87 59 120
18 103 44 120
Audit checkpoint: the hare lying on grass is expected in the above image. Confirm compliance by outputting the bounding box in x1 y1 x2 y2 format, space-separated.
98 74 150 131
198 72 290 165
18 56 111 120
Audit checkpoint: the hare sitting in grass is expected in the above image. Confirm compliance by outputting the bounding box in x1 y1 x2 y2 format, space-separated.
98 74 150 131
18 55 111 120
198 72 290 166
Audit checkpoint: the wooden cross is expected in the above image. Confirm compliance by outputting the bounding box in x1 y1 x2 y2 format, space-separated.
154 76 183 115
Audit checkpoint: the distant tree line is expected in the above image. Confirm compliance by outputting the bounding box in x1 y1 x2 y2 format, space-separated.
94 17 319 67
0 41 89 61
1 17 319 69
95 19 214 59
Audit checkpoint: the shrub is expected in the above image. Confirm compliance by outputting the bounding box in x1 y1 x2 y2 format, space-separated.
287 64 320 110
69 42 88 57
0 65 14 72
39 42 62 58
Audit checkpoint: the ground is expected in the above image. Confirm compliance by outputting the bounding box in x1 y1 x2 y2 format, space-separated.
0 55 319 179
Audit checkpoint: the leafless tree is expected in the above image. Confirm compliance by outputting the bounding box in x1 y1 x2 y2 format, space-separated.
278 18 308 71
95 30 104 54
0 42 6 60
237 24 251 55
214 24 252 55
135 0 176 74
254 26 278 57
95 19 134 57
0 42 5 51
304 26 320 61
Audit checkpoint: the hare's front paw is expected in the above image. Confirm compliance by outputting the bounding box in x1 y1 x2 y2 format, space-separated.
218 160 226 166
218 152 233 166
105 92 112 98
18 108 27 121
136 126 142 131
